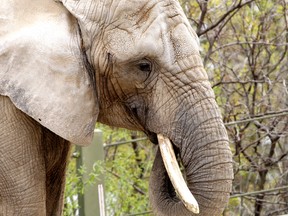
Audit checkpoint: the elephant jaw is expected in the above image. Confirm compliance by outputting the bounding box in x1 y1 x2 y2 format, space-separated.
157 134 199 214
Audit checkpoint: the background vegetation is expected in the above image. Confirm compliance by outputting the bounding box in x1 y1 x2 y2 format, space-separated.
65 0 288 215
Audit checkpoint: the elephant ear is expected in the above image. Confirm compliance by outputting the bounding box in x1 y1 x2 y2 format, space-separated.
60 0 99 47
0 0 98 145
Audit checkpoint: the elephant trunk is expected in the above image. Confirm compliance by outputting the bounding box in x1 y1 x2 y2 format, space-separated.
149 96 233 215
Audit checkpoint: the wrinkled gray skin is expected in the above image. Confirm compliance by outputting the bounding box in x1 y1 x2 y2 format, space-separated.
0 0 233 215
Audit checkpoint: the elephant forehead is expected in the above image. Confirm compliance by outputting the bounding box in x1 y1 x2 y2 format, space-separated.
112 0 180 17
105 14 166 60
105 0 199 62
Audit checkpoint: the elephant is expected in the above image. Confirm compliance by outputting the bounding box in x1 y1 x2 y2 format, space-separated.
0 0 233 215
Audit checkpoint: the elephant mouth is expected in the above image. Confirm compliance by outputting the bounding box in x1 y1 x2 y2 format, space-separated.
145 130 158 144
145 130 199 213
155 134 200 214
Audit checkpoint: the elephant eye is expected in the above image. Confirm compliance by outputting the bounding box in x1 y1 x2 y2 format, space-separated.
137 60 152 72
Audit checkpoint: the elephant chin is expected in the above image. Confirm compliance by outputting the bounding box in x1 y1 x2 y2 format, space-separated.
157 134 199 214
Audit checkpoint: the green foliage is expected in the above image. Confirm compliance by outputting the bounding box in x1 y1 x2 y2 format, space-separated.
64 125 155 215
101 125 154 215
64 155 81 216
63 149 105 216
226 198 241 215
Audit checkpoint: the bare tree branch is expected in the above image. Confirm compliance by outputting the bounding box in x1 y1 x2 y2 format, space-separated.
198 0 256 36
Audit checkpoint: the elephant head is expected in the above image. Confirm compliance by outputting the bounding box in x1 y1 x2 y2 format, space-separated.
0 0 233 215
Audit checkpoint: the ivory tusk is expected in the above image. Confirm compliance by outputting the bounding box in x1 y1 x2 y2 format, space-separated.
157 134 200 214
